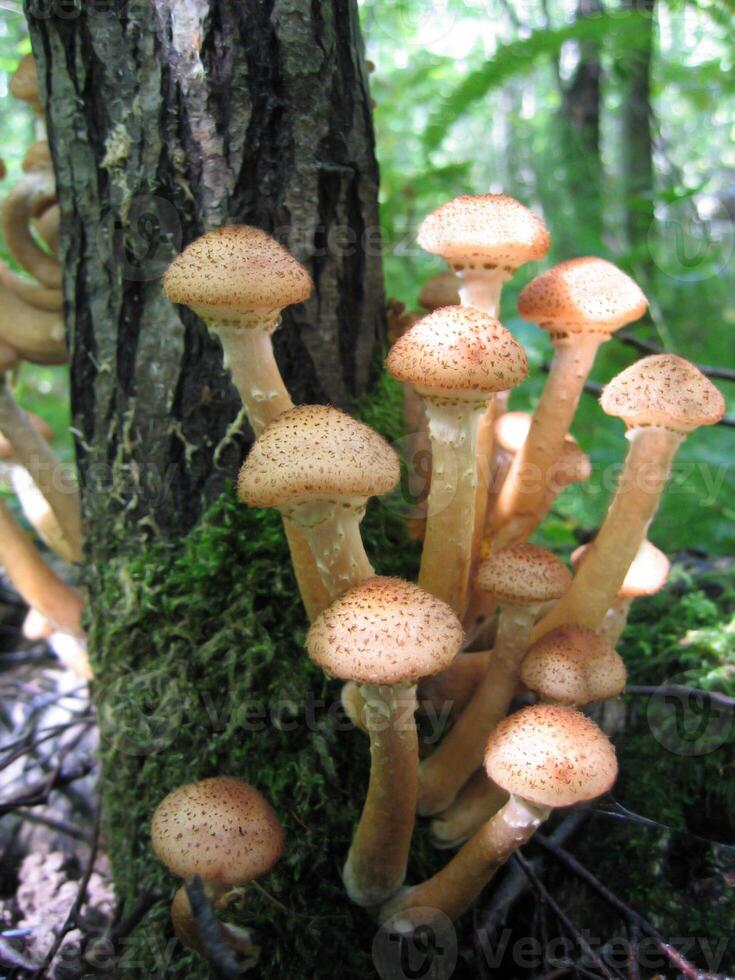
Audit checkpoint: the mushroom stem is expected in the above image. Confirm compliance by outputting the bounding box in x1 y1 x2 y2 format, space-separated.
417 602 540 814
2 173 61 289
533 427 681 639
0 260 63 312
343 682 419 906
281 521 334 622
381 795 549 933
283 498 374 600
419 399 485 616
492 333 603 547
0 497 83 636
9 465 77 563
456 268 508 317
600 598 633 646
430 771 509 849
214 324 293 437
417 650 490 721
0 282 66 365
0 383 82 560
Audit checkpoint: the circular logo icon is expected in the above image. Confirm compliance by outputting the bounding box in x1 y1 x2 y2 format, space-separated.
646 674 733 757
373 908 458 980
96 670 189 757
647 200 734 283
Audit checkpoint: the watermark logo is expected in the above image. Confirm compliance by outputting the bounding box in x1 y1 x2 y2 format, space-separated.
373 910 458 980
646 673 733 757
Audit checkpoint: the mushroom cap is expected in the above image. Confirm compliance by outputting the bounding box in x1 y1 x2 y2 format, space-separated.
387 306 528 399
572 539 670 599
0 411 53 459
520 625 627 705
600 354 725 433
307 576 463 684
22 142 51 173
151 777 284 886
418 272 460 311
475 544 571 605
494 411 531 454
417 195 550 270
237 405 400 509
484 704 618 808
9 55 39 105
162 226 312 322
517 258 648 334
547 437 592 489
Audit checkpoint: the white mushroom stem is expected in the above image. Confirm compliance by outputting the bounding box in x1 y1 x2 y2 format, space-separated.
283 497 374 600
9 464 77 563
380 795 549 933
533 427 682 639
417 602 540 815
456 267 509 317
430 771 509 849
0 383 82 560
0 497 83 636
343 682 419 906
600 599 633 646
419 398 486 616
492 333 604 546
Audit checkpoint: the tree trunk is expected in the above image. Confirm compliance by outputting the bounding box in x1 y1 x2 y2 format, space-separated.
25 3 399 976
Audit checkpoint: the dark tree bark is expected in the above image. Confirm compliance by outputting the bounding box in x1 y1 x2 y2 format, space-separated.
24 3 391 976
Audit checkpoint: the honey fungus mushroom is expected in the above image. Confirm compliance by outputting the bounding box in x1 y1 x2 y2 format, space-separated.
520 625 627 706
151 777 284 956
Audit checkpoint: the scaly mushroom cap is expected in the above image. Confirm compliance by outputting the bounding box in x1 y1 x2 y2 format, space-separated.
600 354 725 433
475 544 571 605
572 539 670 599
518 258 648 335
547 436 592 489
520 625 627 705
163 226 312 326
485 704 618 808
494 411 531 454
387 306 528 400
307 576 463 685
238 405 400 509
417 195 550 271
418 272 460 311
151 777 284 886
22 142 51 174
9 55 40 106
0 411 53 459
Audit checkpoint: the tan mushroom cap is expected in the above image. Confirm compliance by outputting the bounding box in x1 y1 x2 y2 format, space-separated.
417 195 550 271
22 142 51 174
518 258 648 335
418 272 460 311
307 576 463 685
484 704 618 808
547 437 592 489
9 55 40 106
520 625 627 705
572 539 670 599
0 412 53 459
494 411 531 454
387 306 528 400
162 226 312 325
151 777 284 886
238 405 400 510
475 544 571 605
600 354 725 433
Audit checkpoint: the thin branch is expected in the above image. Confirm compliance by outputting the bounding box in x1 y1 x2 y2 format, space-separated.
185 876 255 979
616 331 735 383
626 683 735 710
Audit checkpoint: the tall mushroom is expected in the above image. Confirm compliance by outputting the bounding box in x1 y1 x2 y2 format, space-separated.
571 538 670 645
417 544 571 814
387 307 528 615
151 777 284 958
381 704 617 932
238 406 399 599
307 576 463 905
491 259 648 551
533 355 724 639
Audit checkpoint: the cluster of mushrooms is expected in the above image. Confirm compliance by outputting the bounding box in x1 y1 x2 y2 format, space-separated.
150 194 725 959
0 55 88 678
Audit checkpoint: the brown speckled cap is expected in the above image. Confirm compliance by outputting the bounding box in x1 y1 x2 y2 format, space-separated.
572 539 670 599
306 576 463 685
520 625 627 705
418 195 550 271
418 272 460 311
238 405 399 509
475 545 571 605
547 437 592 489
163 226 312 325
9 55 39 107
600 354 725 433
387 306 528 399
518 258 648 335
151 777 284 886
484 704 618 808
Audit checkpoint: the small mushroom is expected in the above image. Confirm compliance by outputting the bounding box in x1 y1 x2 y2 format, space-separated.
238 406 399 599
381 704 617 932
534 355 724 638
307 576 463 906
571 539 670 645
520 625 627 706
151 777 284 957
417 545 571 815
9 55 43 117
388 307 528 615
